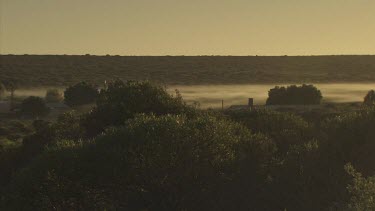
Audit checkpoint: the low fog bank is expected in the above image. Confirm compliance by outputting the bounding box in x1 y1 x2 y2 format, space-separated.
170 83 375 108
10 87 66 98
11 83 375 108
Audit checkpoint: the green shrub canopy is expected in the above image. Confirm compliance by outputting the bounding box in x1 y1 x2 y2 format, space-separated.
266 84 322 105
226 109 310 155
82 80 191 137
4 79 375 210
3 114 275 210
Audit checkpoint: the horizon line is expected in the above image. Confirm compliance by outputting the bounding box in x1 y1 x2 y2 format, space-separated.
2 54 375 57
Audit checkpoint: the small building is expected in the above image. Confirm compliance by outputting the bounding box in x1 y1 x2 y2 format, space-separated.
248 98 254 107
228 98 254 111
227 98 326 113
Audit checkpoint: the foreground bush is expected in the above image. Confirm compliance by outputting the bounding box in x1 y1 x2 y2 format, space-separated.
4 79 375 210
226 109 332 210
1 114 275 210
322 107 375 175
266 84 322 105
226 109 311 155
82 80 192 137
345 164 375 211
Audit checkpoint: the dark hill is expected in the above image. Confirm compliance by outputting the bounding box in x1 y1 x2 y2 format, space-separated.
1 55 375 87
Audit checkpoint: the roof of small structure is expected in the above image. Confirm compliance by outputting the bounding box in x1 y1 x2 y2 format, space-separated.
227 105 250 110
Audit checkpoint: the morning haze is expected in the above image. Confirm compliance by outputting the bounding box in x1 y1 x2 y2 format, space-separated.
2 1 375 210
2 0 375 55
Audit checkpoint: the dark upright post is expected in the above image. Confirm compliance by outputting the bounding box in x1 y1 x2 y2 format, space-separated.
248 98 254 108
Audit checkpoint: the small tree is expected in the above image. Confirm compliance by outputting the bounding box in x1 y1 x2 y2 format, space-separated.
45 89 63 103
20 96 50 118
64 82 99 107
2 81 17 110
364 90 375 106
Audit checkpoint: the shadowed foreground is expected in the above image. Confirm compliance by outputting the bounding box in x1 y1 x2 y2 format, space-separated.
1 80 375 210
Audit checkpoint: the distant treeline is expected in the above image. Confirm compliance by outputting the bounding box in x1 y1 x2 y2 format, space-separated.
2 55 375 87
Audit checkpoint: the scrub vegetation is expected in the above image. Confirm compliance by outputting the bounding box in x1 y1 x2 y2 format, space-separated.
0 80 375 210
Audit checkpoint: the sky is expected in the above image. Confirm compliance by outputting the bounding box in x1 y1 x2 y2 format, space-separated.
1 0 375 55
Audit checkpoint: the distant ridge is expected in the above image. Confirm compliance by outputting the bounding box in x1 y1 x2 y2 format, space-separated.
1 55 375 87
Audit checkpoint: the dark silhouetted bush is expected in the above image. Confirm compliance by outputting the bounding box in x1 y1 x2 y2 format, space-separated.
226 109 311 155
53 111 85 140
266 84 322 105
2 114 275 210
322 107 375 175
345 163 375 210
19 96 50 117
364 90 375 106
21 120 57 153
82 80 192 137
64 82 98 106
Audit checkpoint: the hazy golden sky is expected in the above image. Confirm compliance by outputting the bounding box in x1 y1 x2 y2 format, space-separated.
1 0 375 55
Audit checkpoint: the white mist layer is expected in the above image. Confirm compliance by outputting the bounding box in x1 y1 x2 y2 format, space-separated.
12 84 375 109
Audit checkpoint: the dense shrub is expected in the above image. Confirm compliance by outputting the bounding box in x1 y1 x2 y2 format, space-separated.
266 84 322 105
64 82 98 106
52 111 85 141
364 90 375 106
345 164 375 211
82 80 192 137
22 120 55 152
226 109 311 155
0 147 24 190
22 111 85 153
45 89 63 103
19 96 50 117
3 79 375 210
0 114 84 198
322 107 375 175
1 114 276 210
0 121 32 138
